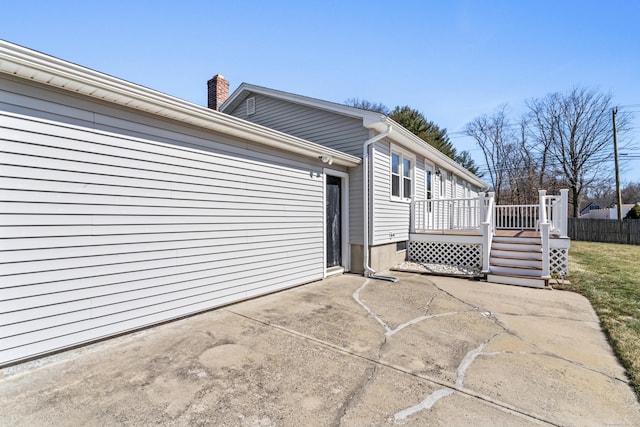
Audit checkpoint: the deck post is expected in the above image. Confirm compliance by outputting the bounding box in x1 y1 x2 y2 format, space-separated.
538 189 547 226
560 189 569 238
479 192 486 228
538 190 550 279
541 223 551 278
481 192 495 273
410 200 416 233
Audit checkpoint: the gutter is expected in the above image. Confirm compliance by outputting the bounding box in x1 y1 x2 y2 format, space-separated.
362 124 398 282
365 118 487 190
0 40 360 168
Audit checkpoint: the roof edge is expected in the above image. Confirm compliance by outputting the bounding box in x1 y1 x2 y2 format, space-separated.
222 81 486 189
368 119 488 189
221 82 383 123
0 40 360 167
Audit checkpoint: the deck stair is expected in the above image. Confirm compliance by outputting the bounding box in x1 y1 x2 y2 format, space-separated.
486 231 547 288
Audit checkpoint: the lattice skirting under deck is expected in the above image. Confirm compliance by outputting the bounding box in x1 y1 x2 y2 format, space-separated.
550 248 568 277
408 241 482 269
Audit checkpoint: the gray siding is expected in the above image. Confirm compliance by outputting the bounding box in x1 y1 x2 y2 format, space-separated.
227 93 369 157
0 105 325 365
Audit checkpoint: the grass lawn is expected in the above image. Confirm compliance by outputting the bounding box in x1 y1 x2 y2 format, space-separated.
558 241 640 398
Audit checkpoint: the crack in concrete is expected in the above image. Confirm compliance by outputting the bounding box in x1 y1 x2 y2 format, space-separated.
386 312 459 337
336 335 387 425
224 308 556 426
352 278 529 423
394 388 455 421
481 349 631 384
352 279 393 335
473 307 627 384
455 341 488 389
396 278 629 421
393 334 505 423
353 279 459 337
496 311 600 324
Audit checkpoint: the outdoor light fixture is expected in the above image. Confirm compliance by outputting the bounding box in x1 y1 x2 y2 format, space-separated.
435 168 441 176
320 155 333 165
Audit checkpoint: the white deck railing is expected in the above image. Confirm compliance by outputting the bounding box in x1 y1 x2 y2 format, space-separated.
494 204 539 229
410 189 569 278
413 197 483 232
494 190 569 236
412 189 568 236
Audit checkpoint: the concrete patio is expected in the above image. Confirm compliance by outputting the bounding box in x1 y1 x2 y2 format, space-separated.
1 272 639 426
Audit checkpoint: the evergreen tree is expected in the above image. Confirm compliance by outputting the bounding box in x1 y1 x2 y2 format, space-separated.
390 106 481 176
344 100 482 176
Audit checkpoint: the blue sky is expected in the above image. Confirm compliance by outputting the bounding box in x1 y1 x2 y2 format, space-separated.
3 0 639 184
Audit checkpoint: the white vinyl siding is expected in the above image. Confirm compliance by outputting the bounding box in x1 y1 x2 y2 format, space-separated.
436 170 452 199
226 94 369 157
349 164 364 244
371 140 413 245
0 111 325 366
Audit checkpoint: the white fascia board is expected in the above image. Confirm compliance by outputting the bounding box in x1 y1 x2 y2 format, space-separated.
366 118 488 189
0 40 360 168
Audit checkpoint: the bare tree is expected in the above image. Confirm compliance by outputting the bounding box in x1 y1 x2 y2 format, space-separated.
621 182 640 203
464 104 515 203
468 88 628 215
541 88 619 217
526 93 561 189
344 98 390 115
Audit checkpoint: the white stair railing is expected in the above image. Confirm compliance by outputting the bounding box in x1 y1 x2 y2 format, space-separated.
541 188 570 237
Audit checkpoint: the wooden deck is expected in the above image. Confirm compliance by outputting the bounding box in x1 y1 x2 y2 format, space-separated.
413 229 563 239
494 230 563 239
495 230 540 238
413 229 481 236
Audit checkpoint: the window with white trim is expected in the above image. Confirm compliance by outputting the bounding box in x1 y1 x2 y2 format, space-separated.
391 153 400 197
403 158 411 198
391 150 412 200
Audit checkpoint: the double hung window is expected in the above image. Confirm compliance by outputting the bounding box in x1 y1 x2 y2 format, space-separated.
391 150 412 200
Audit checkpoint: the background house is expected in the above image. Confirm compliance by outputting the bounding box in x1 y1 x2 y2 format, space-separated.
580 203 638 219
579 202 601 216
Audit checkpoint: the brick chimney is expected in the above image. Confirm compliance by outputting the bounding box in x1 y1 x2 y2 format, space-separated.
207 74 229 111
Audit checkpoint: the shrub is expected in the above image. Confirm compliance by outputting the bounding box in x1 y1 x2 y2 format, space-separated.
624 204 640 219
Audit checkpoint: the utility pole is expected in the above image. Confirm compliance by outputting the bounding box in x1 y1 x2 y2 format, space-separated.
612 108 623 221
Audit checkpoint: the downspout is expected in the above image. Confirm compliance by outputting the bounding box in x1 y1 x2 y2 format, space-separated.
363 124 398 282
